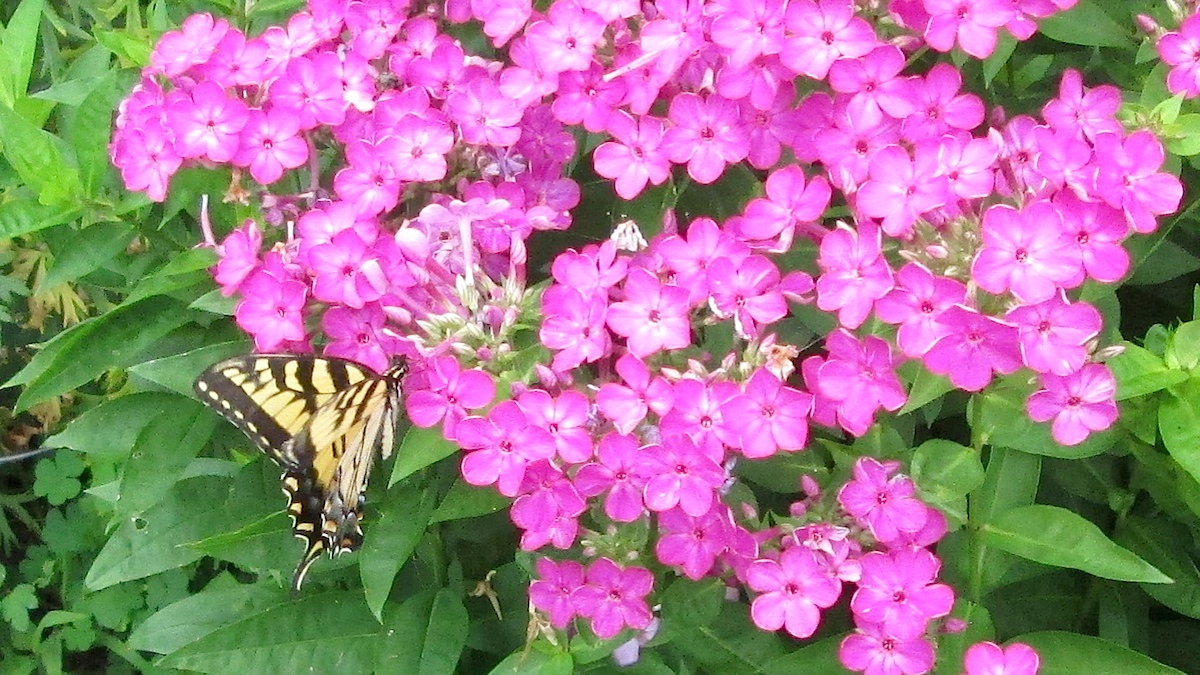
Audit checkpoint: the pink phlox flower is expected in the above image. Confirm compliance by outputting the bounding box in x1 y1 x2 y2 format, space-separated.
991 115 1045 195
1042 69 1122 142
345 0 406 59
655 505 735 580
641 434 727 517
202 30 269 88
839 621 936 675
816 222 895 330
923 0 1013 59
722 367 812 458
335 139 403 216
1053 191 1129 283
856 143 949 238
880 505 949 550
518 388 594 463
457 399 556 497
735 165 832 251
734 82 803 169
788 91 835 163
111 123 181 203
828 45 918 119
517 105 577 167
471 0 533 47
655 217 749 305
593 112 672 200
571 559 655 639
445 75 524 147
962 641 1041 675
529 558 586 629
168 81 249 163
901 63 985 143
233 107 309 185
213 219 263 296
1005 293 1101 375
924 305 1022 392
148 13 230 78
746 545 842 639
1029 126 1094 198
935 134 997 201
1160 14 1200 99
838 457 930 543
814 95 901 190
551 240 629 296
780 0 878 80
1091 130 1184 234
405 355 497 438
709 0 788 68
851 548 955 640
540 286 612 371
408 42 470 100
636 0 705 84
707 255 787 337
322 303 404 374
308 229 388 309
270 52 348 130
792 523 862 582
876 263 968 358
802 354 839 431
717 54 793 114
661 93 749 184
659 378 740 462
606 268 692 358
1027 362 1118 446
524 0 607 74
574 432 658 522
1005 0 1076 41
552 63 628 133
511 460 586 550
296 202 380 262
597 353 675 435
815 329 907 437
387 17 448 78
384 112 455 182
234 266 308 351
971 201 1083 304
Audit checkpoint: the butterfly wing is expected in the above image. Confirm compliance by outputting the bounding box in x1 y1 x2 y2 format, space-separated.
194 356 405 591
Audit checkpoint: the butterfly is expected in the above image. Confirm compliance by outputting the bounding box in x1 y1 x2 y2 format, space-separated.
193 355 406 592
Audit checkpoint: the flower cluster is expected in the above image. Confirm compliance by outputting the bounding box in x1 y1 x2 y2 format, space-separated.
110 0 1189 673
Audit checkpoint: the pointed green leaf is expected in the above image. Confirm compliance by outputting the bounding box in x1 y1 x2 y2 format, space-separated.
1015 631 1185 675
388 425 459 486
429 478 509 523
361 482 437 621
128 580 282 654
981 505 1171 583
44 392 184 456
117 397 216 516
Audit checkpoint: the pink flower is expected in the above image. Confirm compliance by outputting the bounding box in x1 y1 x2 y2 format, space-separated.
839 623 936 675
734 165 832 250
746 546 842 639
962 641 1041 675
828 45 917 119
780 0 878 80
518 389 594 464
655 217 749 305
1027 363 1118 445
213 219 262 296
816 222 895 330
901 64 984 143
851 548 955 639
660 379 740 461
511 460 586 550
856 144 949 238
168 81 249 163
923 0 1013 59
322 304 403 374
524 0 607 74
655 505 736 580
1091 130 1183 234
816 330 908 437
149 13 229 78
597 353 675 435
1005 294 1101 376
594 113 672 199
571 559 655 639
709 0 787 68
661 93 749 184
457 400 556 497
838 458 929 543
1042 69 1122 141
1053 191 1130 284
923 305 1022 392
875 263 967 358
405 355 496 438
722 368 812 458
707 255 787 337
1160 14 1200 99
234 266 308 352
529 558 585 629
606 269 692 358
233 107 309 185
642 435 727 517
971 202 1082 304
574 432 659 522
540 287 612 371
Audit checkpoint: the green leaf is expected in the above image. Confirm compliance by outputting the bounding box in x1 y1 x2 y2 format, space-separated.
429 478 509 523
361 482 437 621
1114 514 1200 619
1109 342 1187 399
374 589 469 674
1036 1 1130 48
86 477 231 590
9 296 192 411
162 591 381 673
1 583 37 632
911 440 985 498
660 578 724 631
897 364 954 415
1014 631 1186 675
667 600 788 672
388 425 460 486
977 380 1111 459
117 397 217 517
0 101 82 205
761 635 847 675
0 198 79 238
1159 381 1200 487
0 0 44 102
43 392 185 456
974 447 1041 524
981 505 1171 583
128 341 248 397
486 650 573 675
68 67 135 196
128 580 282 655
40 221 135 290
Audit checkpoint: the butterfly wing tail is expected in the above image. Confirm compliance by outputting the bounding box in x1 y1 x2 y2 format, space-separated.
291 537 326 596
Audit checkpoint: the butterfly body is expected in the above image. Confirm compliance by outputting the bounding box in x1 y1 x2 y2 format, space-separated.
193 355 406 591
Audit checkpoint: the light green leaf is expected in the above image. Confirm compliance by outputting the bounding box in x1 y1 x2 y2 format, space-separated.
128 341 248 397
1114 514 1200 619
1037 2 1130 48
1159 382 1200 487
429 478 509 523
44 392 185 456
0 0 44 102
1015 631 1186 675
981 505 1171 583
419 590 469 675
40 221 135 290
0 198 79 239
1109 342 1187 399
361 482 437 621
388 425 460 486
761 635 847 675
128 580 282 655
0 101 82 205
117 397 216 517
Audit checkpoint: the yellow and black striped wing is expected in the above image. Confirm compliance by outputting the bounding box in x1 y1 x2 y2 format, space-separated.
193 355 405 591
